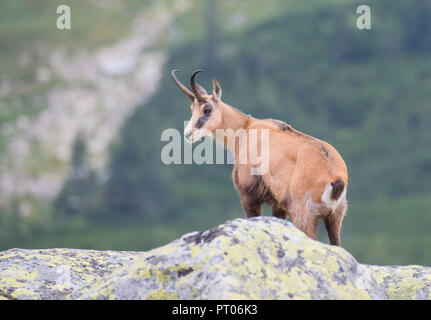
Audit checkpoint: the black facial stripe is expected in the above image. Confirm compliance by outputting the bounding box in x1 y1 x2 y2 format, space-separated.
195 115 209 129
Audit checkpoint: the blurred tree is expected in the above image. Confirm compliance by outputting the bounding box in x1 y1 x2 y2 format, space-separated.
404 0 431 52
203 0 220 73
55 133 98 216
104 106 166 217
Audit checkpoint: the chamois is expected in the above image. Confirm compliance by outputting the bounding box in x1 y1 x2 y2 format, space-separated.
171 70 348 246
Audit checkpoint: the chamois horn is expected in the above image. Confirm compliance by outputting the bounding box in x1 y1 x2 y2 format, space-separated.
190 69 206 103
171 70 195 102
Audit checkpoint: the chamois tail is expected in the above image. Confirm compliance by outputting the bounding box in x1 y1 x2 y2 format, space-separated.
321 179 346 210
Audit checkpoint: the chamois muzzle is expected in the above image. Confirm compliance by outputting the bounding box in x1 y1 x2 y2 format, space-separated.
171 69 195 102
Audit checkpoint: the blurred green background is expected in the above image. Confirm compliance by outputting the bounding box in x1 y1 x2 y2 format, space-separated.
0 0 430 266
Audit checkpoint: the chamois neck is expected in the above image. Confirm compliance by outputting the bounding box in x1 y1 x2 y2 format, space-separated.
214 103 252 152
219 103 251 131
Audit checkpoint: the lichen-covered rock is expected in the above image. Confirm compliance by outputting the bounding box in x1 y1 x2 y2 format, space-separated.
0 248 140 299
1 217 430 299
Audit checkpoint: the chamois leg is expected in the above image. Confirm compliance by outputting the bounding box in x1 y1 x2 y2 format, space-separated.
324 203 347 246
303 217 319 241
239 195 262 218
324 217 342 246
289 202 319 240
272 205 287 219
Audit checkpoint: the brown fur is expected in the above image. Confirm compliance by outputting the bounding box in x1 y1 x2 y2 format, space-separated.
173 71 349 246
210 103 348 245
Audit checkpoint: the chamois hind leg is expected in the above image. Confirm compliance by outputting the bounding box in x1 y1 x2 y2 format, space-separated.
289 201 319 240
324 216 342 246
324 202 347 246
239 194 262 218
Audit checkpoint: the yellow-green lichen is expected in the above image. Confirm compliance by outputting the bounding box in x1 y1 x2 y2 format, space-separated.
1 217 431 300
147 289 179 300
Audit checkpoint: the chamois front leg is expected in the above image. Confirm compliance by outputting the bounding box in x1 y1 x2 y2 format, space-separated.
239 194 262 218
272 204 287 219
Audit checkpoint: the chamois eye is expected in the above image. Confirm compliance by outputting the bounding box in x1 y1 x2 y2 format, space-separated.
203 105 212 116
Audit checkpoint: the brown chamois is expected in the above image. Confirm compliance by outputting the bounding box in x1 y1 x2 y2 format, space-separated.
172 70 348 246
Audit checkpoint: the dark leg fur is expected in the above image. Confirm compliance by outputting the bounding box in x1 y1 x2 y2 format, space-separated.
324 204 346 246
240 195 262 218
272 205 287 219
324 217 342 246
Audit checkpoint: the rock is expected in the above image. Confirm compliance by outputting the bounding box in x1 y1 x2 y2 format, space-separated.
0 248 139 299
0 217 430 300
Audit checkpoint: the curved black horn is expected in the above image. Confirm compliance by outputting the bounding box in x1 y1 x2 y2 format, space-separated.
190 69 206 103
171 70 195 102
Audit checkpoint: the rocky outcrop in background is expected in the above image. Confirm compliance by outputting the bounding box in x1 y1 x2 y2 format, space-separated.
0 0 190 207
0 217 430 300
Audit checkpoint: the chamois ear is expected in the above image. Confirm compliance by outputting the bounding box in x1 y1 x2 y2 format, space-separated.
212 78 222 102
195 83 208 97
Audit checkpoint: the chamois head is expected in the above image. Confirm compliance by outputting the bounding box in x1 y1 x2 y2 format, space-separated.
171 70 223 143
